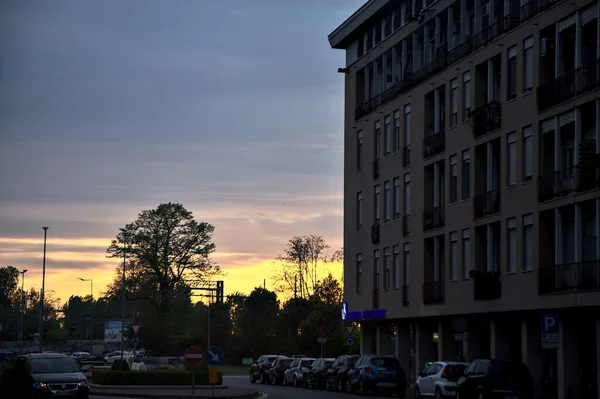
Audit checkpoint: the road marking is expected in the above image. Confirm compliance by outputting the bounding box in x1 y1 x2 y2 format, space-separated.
256 393 268 399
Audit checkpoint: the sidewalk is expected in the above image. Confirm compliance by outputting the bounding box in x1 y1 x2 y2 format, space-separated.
89 384 259 399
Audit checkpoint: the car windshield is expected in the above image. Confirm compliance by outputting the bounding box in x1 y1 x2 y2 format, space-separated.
280 359 293 368
445 364 467 379
348 357 359 366
265 357 277 364
491 361 532 383
370 357 400 367
31 357 81 374
324 360 334 367
300 360 314 367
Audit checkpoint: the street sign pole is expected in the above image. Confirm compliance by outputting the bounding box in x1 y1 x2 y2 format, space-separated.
192 366 195 395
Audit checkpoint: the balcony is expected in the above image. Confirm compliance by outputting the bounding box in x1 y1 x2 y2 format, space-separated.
402 285 410 306
423 206 445 231
403 145 411 167
423 281 444 305
354 0 564 120
537 166 580 202
372 159 380 180
473 190 500 219
538 260 600 294
372 288 380 308
371 223 380 245
402 215 410 236
469 101 502 139
472 271 502 300
423 132 446 159
538 60 600 112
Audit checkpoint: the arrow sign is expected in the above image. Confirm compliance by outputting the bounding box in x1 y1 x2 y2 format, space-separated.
131 324 142 336
205 346 223 366
131 336 139 346
346 337 354 346
345 325 355 336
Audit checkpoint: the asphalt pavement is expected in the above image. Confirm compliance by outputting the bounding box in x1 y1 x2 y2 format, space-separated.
223 375 415 399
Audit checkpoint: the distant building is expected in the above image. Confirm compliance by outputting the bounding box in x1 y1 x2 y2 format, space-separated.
329 1 600 398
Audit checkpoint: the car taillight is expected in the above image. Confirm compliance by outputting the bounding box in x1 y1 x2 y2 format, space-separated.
441 367 447 379
364 366 372 374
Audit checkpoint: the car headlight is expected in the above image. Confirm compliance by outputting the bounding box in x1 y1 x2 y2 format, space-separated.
33 382 47 389
78 381 88 387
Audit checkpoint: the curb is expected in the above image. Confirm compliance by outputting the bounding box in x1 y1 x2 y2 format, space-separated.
89 392 260 399
89 384 227 390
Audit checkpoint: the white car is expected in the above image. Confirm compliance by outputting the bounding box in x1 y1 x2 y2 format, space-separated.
415 361 468 399
71 352 91 359
104 351 134 364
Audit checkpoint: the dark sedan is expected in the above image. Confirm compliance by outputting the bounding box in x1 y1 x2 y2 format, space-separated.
29 353 90 398
326 354 360 392
267 357 294 385
250 354 284 384
304 357 335 389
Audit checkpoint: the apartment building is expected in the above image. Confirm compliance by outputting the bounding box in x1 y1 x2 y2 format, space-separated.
329 1 600 398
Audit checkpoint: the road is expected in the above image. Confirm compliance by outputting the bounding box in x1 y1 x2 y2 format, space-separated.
224 375 414 399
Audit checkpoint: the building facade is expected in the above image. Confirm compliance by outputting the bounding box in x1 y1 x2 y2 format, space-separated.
329 1 600 398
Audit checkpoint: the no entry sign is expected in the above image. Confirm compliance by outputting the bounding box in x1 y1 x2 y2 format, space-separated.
184 346 204 366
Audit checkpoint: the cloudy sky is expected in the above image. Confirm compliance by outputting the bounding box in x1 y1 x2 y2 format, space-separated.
0 0 362 301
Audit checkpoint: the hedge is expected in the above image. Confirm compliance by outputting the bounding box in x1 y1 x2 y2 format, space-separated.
92 370 223 386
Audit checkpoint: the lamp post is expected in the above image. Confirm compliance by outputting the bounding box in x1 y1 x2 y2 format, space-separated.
78 278 93 352
19 269 28 353
119 228 126 360
39 226 49 352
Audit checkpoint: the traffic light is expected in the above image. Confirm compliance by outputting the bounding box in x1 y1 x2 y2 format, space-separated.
216 281 224 304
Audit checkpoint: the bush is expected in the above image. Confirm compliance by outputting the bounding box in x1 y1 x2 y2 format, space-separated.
92 370 223 385
111 360 131 371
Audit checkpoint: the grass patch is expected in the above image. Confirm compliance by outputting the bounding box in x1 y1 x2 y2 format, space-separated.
215 365 248 375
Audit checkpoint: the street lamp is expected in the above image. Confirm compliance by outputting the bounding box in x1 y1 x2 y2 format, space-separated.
19 269 28 353
39 226 49 352
119 228 126 360
78 278 93 351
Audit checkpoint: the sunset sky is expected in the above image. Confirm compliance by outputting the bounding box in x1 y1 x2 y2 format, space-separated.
0 0 361 302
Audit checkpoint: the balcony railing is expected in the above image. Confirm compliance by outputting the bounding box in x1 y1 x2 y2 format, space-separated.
402 215 410 236
423 131 446 159
354 0 564 120
371 223 380 245
473 190 501 219
469 101 502 139
423 205 445 231
403 145 411 167
372 159 380 180
372 288 380 308
401 284 410 306
538 260 600 294
423 281 445 305
537 166 580 202
538 60 600 112
472 271 502 300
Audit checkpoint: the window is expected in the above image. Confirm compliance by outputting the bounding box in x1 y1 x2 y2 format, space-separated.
393 245 400 289
403 104 411 147
449 231 458 280
384 181 391 223
393 177 401 220
462 71 471 121
523 214 533 271
383 247 391 289
461 150 471 200
462 229 471 279
357 131 364 171
403 173 411 216
450 78 458 127
374 249 381 290
356 192 363 231
403 243 410 286
449 154 458 203
507 46 517 101
506 218 517 273
384 115 392 156
356 254 363 294
523 36 534 93
522 125 533 181
374 121 381 160
394 110 401 153
374 185 381 224
507 132 517 186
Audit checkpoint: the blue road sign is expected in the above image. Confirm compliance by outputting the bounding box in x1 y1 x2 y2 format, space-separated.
131 336 139 346
346 337 354 346
317 325 327 338
206 346 223 366
540 314 561 349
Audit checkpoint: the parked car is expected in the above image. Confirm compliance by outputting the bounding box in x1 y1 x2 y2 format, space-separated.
28 352 90 398
304 357 335 389
103 351 134 364
267 357 294 385
347 354 406 397
415 361 468 398
71 352 91 359
455 359 534 399
326 354 360 392
283 357 315 387
249 354 284 384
